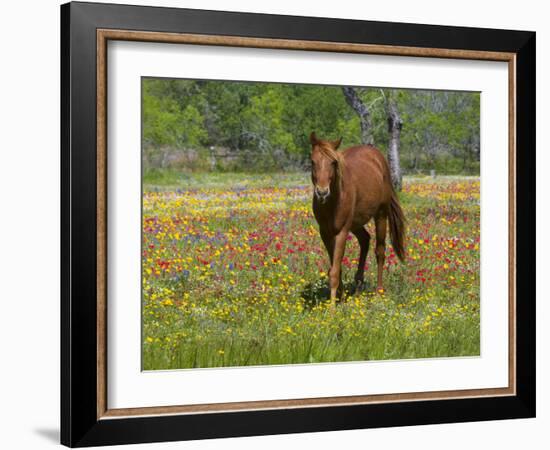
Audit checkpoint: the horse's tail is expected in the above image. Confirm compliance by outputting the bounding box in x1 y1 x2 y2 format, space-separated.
388 190 406 262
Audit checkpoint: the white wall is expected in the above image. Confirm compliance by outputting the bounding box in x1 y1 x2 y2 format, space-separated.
0 0 545 448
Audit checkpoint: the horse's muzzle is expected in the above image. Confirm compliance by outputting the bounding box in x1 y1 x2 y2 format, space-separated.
315 186 330 203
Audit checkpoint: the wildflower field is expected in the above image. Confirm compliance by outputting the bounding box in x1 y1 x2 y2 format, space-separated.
142 173 480 370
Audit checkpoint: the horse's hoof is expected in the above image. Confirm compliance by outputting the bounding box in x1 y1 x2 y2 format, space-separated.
353 280 364 293
327 299 337 310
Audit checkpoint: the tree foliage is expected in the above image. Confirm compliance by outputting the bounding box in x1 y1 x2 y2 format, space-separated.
142 78 480 174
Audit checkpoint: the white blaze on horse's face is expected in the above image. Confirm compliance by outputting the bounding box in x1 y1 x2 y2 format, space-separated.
311 148 335 204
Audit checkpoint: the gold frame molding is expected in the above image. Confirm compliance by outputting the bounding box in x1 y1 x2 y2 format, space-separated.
96 29 516 420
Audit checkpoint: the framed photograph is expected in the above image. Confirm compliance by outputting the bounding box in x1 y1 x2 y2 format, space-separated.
61 1 535 447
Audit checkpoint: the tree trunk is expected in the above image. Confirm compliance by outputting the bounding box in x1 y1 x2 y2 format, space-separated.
386 95 403 191
342 87 374 145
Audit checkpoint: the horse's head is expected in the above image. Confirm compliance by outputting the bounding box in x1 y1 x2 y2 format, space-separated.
309 131 343 204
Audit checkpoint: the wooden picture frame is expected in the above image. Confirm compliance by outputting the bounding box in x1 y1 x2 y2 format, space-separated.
61 1 535 447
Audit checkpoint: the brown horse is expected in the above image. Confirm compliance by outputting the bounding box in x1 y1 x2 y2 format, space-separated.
309 132 406 301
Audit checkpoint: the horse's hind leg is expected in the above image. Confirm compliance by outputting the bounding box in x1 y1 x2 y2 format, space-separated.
374 215 388 292
352 227 370 290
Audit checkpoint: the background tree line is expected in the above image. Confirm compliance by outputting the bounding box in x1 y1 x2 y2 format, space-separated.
143 78 480 182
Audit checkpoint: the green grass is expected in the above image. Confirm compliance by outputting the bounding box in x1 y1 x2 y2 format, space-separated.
142 172 480 370
143 168 307 190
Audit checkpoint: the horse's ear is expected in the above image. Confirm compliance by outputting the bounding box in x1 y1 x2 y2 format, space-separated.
331 137 342 150
309 132 318 146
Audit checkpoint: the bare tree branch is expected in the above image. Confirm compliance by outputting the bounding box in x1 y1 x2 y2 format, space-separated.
342 87 374 145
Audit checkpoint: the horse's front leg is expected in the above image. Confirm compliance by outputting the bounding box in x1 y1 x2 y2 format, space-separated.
319 227 334 266
329 230 348 303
